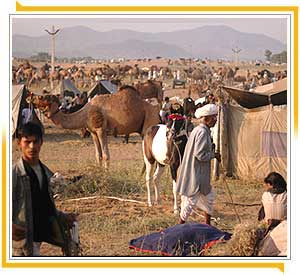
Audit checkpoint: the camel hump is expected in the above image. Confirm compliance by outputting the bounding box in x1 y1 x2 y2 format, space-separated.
119 85 137 92
118 85 140 97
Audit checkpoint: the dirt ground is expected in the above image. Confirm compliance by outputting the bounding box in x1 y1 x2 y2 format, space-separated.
12 123 263 257
11 113 263 257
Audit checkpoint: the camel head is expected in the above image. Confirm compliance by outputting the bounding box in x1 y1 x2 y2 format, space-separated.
29 94 60 118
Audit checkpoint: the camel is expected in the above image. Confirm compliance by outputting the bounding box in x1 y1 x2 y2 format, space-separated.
23 68 34 85
135 80 164 106
234 75 247 83
17 60 34 71
59 69 71 80
159 66 172 80
71 69 85 84
226 67 239 86
188 83 210 98
191 68 204 83
49 70 62 84
129 64 141 81
30 86 160 168
28 68 49 87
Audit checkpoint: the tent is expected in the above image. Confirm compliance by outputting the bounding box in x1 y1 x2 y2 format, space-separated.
12 84 44 136
219 79 287 180
87 80 118 99
51 78 81 98
221 78 287 109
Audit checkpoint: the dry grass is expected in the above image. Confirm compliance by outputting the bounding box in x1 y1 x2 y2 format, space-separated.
204 222 267 257
12 124 263 256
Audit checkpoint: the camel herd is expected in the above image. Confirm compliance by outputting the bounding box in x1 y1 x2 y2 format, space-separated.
13 61 171 89
13 60 287 100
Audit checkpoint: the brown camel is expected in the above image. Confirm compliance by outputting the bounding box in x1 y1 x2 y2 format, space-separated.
23 68 34 85
135 80 164 105
226 66 239 86
28 68 49 87
30 85 160 168
59 69 71 79
48 70 62 83
191 68 204 83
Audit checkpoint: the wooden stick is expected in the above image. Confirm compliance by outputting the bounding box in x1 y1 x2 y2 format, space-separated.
103 196 147 205
221 201 261 207
64 195 146 205
64 195 100 202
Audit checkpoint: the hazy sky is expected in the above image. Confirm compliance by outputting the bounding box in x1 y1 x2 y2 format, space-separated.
11 17 287 43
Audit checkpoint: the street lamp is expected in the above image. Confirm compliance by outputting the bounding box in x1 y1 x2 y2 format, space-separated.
45 26 60 89
232 46 242 66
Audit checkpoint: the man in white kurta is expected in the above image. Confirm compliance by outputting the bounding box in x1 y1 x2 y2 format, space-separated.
176 104 220 225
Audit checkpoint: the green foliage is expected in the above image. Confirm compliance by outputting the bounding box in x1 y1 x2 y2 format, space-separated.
264 49 272 61
271 50 287 63
30 52 51 62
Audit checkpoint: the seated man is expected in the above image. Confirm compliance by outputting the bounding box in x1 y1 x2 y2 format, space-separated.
12 122 78 256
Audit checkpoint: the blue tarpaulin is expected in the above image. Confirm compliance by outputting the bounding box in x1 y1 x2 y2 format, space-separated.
129 223 231 256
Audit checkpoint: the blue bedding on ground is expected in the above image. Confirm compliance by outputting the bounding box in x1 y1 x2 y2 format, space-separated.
129 223 231 256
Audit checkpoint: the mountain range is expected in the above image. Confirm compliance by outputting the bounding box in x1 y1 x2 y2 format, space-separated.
12 25 286 60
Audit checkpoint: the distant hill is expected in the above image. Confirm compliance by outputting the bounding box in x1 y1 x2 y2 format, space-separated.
12 25 286 60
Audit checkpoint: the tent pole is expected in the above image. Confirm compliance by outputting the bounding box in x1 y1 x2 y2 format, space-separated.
213 86 223 181
213 103 221 180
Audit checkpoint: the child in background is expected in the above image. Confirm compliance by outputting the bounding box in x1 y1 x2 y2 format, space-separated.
258 171 287 233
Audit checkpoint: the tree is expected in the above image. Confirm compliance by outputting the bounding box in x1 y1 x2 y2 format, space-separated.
271 51 287 64
29 52 51 62
264 49 272 61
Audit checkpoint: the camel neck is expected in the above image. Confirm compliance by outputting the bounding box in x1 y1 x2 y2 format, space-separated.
50 107 88 129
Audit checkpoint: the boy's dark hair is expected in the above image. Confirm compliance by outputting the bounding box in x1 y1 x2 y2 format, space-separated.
18 122 43 141
264 172 287 192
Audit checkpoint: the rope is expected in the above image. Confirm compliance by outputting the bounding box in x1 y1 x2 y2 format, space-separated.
219 170 241 224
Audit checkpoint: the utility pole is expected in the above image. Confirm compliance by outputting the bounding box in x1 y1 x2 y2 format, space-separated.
232 46 242 66
45 26 60 89
189 44 193 64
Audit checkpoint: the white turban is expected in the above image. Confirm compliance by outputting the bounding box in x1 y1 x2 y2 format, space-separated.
195 104 218 119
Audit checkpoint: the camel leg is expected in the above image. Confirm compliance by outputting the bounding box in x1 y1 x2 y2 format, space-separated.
91 132 103 166
152 164 164 205
95 128 110 169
